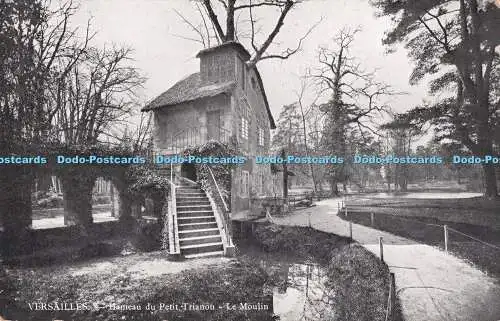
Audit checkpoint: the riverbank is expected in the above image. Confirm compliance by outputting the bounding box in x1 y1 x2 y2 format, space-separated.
1 225 395 321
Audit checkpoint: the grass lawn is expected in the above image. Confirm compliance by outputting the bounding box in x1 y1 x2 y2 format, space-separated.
345 197 500 229
32 204 112 220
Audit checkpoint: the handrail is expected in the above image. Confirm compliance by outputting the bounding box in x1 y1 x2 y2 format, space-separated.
207 165 229 212
205 165 231 245
168 167 180 255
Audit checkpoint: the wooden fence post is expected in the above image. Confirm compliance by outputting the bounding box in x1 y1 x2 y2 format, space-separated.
349 220 353 239
444 225 449 253
379 236 384 262
390 272 396 319
371 212 375 226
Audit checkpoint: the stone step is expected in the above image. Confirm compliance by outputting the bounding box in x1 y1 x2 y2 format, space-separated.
184 251 225 259
177 228 220 237
177 205 212 211
181 242 224 256
176 200 211 205
176 197 209 203
176 210 214 217
175 190 206 196
179 235 222 246
178 221 218 231
177 186 201 190
177 216 216 224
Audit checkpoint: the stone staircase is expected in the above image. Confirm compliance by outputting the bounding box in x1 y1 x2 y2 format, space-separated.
175 181 224 258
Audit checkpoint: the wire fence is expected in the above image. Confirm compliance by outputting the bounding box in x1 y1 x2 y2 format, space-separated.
339 200 500 252
338 199 500 321
338 200 500 321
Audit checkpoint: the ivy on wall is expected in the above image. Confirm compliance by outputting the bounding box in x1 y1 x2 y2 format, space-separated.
183 140 238 200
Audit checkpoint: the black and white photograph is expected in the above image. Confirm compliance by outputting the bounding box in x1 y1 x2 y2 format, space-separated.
1 0 500 320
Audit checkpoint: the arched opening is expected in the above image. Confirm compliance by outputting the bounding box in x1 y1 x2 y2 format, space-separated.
181 162 197 181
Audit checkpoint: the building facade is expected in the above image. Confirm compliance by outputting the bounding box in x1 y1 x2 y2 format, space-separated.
142 42 277 214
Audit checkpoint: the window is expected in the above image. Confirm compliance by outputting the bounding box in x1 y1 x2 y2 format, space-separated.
240 170 249 197
259 172 265 194
258 128 265 146
240 117 249 140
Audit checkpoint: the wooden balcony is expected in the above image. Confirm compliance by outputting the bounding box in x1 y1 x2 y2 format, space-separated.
158 126 231 155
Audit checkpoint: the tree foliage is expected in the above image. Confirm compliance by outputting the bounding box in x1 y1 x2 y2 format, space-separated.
308 27 396 193
371 0 500 196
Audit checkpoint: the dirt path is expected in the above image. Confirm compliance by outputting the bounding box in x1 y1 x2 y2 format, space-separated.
272 198 500 321
65 252 232 280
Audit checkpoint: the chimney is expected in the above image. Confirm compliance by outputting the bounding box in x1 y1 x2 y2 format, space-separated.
196 42 251 85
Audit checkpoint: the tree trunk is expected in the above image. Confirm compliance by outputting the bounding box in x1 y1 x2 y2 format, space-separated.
0 167 33 256
61 174 95 236
118 190 133 223
281 149 288 199
330 178 339 196
482 163 498 198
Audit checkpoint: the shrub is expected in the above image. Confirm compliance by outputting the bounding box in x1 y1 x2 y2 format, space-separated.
253 223 351 263
36 194 64 208
132 218 162 251
92 195 111 205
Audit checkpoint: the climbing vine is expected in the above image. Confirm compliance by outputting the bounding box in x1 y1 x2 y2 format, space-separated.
183 140 238 199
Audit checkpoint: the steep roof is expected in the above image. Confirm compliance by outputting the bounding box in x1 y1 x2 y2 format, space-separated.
142 73 235 111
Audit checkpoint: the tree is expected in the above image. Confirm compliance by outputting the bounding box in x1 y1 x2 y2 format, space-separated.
49 45 145 228
272 102 305 187
271 81 322 191
185 0 319 67
347 129 383 191
0 0 91 150
51 46 146 146
381 113 425 191
294 78 321 192
0 0 146 245
0 0 92 254
309 27 396 194
371 0 500 197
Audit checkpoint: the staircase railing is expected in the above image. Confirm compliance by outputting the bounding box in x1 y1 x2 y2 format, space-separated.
167 162 180 255
205 165 232 246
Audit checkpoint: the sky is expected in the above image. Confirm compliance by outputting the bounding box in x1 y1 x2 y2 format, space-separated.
72 0 429 125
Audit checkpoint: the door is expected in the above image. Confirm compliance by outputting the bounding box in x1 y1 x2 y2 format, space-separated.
207 110 221 141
